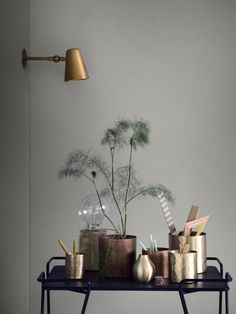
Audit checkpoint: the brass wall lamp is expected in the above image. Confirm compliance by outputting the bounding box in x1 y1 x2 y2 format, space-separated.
21 48 89 82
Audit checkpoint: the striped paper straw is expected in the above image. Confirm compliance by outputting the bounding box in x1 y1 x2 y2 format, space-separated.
158 192 176 234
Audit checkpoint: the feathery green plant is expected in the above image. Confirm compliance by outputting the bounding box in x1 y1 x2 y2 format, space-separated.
59 118 174 238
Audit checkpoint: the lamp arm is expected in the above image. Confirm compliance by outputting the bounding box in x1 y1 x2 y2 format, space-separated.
22 49 65 68
28 56 66 62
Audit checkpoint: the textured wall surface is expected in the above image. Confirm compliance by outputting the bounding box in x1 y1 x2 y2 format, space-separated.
1 0 30 313
0 0 3 309
2 0 236 313
30 1 236 313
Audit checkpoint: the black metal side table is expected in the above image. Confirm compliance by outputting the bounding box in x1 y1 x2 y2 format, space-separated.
37 256 232 314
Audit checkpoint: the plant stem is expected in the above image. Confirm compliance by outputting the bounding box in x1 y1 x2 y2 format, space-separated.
92 177 120 235
81 165 124 237
109 146 125 235
123 138 133 237
87 153 125 232
110 147 114 191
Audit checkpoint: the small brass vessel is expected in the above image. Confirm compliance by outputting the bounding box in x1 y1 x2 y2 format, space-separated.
65 253 84 279
169 250 197 283
133 251 156 282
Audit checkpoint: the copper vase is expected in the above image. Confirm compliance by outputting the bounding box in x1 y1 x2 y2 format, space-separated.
99 235 136 278
147 248 169 278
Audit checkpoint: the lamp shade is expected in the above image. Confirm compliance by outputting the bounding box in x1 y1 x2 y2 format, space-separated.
64 48 89 82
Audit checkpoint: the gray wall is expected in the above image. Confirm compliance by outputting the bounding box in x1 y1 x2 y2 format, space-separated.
0 0 3 308
2 0 236 313
2 0 30 313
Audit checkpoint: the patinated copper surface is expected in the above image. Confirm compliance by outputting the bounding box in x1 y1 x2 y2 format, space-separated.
99 235 136 278
147 247 169 278
79 229 107 271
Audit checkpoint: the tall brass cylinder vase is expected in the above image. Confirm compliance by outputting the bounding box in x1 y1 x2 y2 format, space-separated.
99 235 136 278
79 229 106 271
169 232 206 273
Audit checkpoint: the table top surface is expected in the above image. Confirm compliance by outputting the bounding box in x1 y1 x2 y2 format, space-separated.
42 265 229 292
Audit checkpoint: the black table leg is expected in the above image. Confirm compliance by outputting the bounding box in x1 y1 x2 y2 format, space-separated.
47 290 50 314
178 289 189 314
219 291 222 314
225 290 229 314
41 285 45 314
81 288 91 314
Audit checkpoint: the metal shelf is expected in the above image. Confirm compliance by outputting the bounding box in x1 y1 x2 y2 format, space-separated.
38 256 232 314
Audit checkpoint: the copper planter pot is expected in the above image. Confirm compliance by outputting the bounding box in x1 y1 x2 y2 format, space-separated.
99 235 136 278
147 248 169 278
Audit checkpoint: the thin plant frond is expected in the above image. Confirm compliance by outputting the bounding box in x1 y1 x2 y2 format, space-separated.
101 118 150 151
127 184 175 205
59 118 175 238
59 150 111 183
113 165 142 204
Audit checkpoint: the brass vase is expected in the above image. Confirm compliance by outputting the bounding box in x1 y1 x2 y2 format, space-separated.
169 232 206 273
65 253 84 279
147 248 169 278
99 235 136 278
79 229 107 271
169 250 197 283
133 251 156 282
